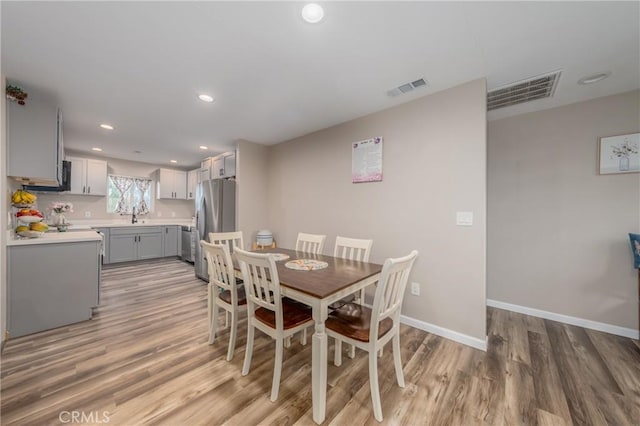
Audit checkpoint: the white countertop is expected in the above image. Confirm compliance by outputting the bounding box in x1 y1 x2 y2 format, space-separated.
67 219 194 228
7 230 103 246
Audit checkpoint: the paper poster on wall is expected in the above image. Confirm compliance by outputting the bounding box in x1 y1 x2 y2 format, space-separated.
352 137 383 183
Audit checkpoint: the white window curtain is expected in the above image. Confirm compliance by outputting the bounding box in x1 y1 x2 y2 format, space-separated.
111 176 133 214
133 178 151 215
107 175 153 214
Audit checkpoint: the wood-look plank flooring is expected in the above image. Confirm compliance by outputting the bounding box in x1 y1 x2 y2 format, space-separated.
1 258 639 425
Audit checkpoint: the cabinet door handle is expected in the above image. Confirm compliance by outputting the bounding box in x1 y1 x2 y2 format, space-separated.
83 186 86 194
88 186 91 194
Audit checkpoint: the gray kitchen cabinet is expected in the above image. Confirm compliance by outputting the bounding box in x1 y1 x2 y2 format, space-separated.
109 227 163 263
162 225 179 257
7 84 64 186
66 156 108 195
8 240 100 337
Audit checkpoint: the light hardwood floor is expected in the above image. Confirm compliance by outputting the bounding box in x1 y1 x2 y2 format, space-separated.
1 258 639 425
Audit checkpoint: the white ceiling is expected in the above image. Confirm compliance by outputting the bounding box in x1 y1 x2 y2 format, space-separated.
2 1 639 169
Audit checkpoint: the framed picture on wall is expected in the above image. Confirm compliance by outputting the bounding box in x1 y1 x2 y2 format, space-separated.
598 132 640 175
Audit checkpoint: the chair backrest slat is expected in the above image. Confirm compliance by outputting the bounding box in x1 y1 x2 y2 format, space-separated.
333 236 373 262
200 240 237 295
236 248 283 329
296 232 326 255
209 231 244 253
370 251 418 339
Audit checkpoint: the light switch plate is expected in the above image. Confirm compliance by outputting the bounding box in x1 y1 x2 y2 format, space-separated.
456 211 473 226
84 211 91 218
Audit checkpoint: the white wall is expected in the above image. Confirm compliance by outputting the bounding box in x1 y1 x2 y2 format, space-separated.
265 79 488 346
488 90 640 332
34 152 195 222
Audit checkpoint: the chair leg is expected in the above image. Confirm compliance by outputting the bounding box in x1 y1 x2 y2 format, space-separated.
348 343 356 359
301 327 307 346
369 349 383 422
271 338 284 402
392 332 405 387
225 310 230 329
284 336 291 348
226 310 237 361
242 323 254 376
334 338 342 366
378 347 383 358
209 300 219 345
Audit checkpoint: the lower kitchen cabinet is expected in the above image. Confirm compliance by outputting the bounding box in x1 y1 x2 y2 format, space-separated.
163 225 179 257
109 227 163 263
8 240 101 338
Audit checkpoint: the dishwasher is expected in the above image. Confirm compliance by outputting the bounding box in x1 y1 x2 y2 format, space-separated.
181 225 196 263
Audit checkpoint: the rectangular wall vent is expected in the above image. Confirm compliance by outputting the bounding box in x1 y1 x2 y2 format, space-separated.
487 70 562 111
387 77 428 97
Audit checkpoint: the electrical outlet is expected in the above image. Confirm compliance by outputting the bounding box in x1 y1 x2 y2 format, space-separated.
171 211 176 218
157 211 162 217
411 282 420 296
84 211 91 218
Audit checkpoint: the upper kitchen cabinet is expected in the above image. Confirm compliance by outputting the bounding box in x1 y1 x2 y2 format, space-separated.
66 156 108 196
201 152 236 180
7 84 64 186
156 168 187 199
187 168 199 200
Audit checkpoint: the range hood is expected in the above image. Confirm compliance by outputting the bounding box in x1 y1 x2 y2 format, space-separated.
21 160 71 192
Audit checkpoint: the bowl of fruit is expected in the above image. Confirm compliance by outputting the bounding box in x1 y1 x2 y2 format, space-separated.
15 222 49 238
16 208 44 223
11 189 37 208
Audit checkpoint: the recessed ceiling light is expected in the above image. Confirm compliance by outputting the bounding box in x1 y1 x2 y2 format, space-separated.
170 160 177 163
302 3 324 23
199 145 208 150
198 94 214 103
92 147 103 152
100 123 114 130
578 72 611 85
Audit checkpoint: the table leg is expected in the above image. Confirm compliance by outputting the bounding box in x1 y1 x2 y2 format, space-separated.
312 303 328 424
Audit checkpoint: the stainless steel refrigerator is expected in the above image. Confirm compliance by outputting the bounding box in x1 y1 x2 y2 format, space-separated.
195 178 236 281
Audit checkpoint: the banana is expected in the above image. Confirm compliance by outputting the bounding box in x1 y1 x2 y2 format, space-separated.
12 190 36 205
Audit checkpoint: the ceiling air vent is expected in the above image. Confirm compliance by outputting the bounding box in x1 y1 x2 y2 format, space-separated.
487 71 562 111
387 78 428 97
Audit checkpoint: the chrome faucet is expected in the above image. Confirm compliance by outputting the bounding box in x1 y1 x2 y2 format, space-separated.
131 207 138 224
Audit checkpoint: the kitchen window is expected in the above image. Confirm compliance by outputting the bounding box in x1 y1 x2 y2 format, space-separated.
107 175 153 214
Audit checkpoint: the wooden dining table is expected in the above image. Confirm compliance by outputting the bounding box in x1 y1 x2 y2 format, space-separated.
234 247 383 424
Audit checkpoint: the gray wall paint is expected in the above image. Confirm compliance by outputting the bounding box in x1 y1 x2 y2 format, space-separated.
265 79 488 342
488 90 640 330
236 140 269 249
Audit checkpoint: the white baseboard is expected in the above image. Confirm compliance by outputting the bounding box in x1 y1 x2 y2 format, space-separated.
487 299 640 340
399 314 487 351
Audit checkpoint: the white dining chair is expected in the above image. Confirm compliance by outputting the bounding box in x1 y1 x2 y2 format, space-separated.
209 231 245 328
332 236 374 358
334 236 373 303
295 232 326 255
326 250 418 422
235 248 314 402
201 240 247 361
209 231 244 252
